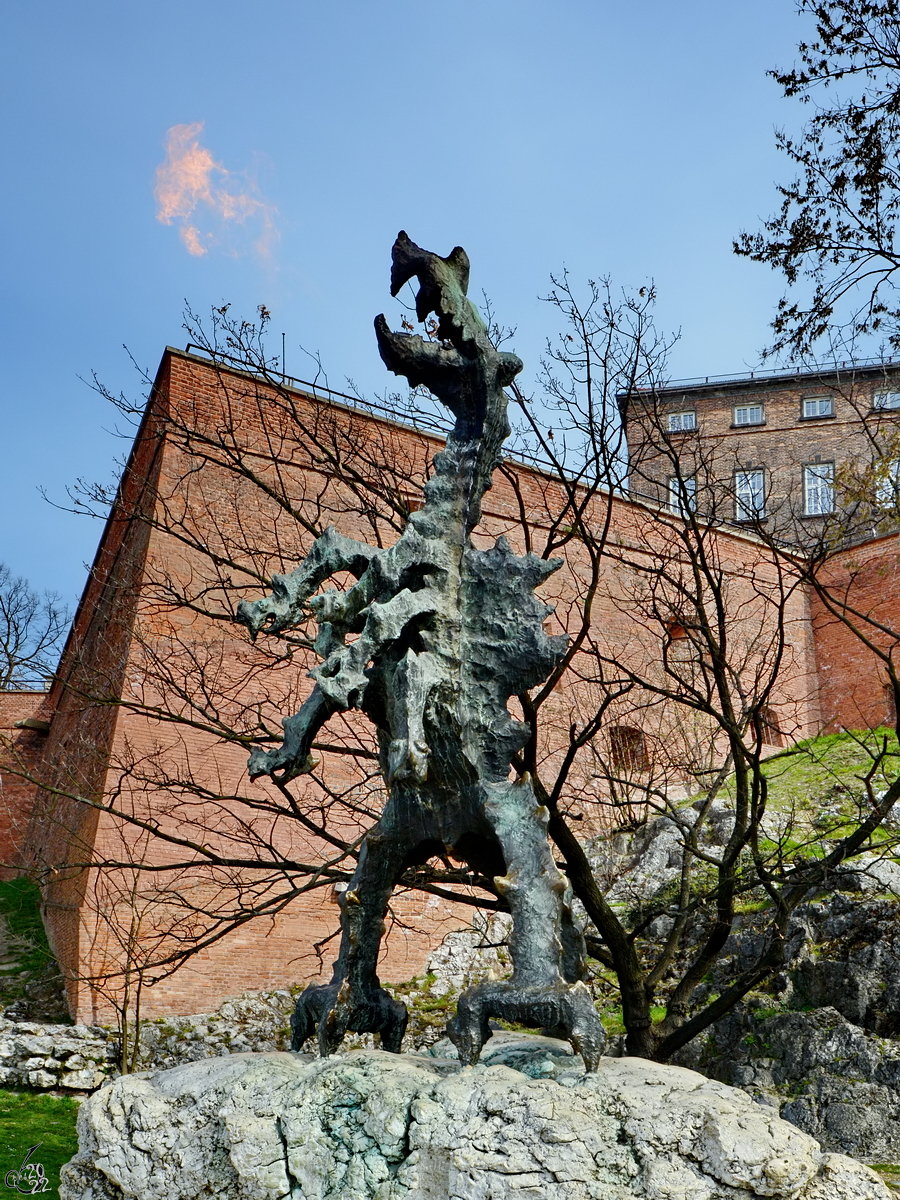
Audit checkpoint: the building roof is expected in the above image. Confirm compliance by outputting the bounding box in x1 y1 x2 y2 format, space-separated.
626 358 900 401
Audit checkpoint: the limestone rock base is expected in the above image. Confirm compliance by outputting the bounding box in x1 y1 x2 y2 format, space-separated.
61 1035 889 1200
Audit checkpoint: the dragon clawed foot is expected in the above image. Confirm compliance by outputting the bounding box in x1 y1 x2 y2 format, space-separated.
248 745 318 783
248 688 336 784
290 980 408 1056
447 979 606 1072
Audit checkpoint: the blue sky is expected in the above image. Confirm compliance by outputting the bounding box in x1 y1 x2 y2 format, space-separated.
1 0 810 606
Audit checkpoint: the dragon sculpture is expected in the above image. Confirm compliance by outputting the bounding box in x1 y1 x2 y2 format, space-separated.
237 232 606 1070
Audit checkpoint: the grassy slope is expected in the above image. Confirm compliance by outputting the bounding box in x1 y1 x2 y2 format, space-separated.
722 728 900 818
0 877 57 979
0 877 69 1022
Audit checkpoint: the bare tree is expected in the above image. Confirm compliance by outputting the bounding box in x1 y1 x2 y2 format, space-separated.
0 563 68 690
572 389 900 1059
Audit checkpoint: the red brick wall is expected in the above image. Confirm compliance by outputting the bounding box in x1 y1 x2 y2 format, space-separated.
26 362 168 1016
811 533 900 731
0 692 50 880
24 349 829 1021
26 354 480 1020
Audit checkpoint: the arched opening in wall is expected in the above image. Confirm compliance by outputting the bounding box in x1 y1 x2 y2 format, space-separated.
608 725 649 772
755 706 784 748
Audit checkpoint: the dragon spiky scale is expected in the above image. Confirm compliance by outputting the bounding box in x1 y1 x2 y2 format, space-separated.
458 539 566 774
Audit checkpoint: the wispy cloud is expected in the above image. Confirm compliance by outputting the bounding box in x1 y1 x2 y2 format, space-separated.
154 122 277 260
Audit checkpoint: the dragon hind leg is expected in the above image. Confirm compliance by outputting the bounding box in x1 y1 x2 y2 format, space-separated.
291 979 408 1055
292 814 433 1056
446 777 606 1070
447 979 606 1072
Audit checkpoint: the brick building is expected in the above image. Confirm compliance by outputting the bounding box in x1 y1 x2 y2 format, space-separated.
0 692 50 882
1 348 898 1021
626 361 900 539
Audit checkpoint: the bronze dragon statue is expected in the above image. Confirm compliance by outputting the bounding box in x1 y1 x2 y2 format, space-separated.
237 232 606 1070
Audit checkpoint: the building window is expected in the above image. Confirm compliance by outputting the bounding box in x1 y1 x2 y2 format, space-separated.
665 621 692 662
874 391 900 410
804 463 834 515
875 458 900 508
733 404 764 426
801 395 834 419
668 475 696 515
667 410 697 432
755 706 785 747
609 725 649 772
735 469 765 520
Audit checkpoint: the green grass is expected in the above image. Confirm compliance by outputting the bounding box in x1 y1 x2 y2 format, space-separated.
598 1007 625 1035
720 728 900 815
0 878 56 978
597 1003 667 1036
0 1090 80 1199
0 878 69 1022
734 898 773 914
384 975 459 1043
872 1163 900 1192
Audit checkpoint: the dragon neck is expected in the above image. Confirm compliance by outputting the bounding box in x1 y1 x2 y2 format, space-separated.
410 389 510 545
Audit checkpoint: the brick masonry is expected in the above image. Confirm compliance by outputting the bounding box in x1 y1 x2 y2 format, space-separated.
0 692 51 880
2 349 896 1021
811 533 900 731
626 364 900 539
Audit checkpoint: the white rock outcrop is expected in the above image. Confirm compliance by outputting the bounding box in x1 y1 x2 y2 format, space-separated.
60 1034 889 1200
